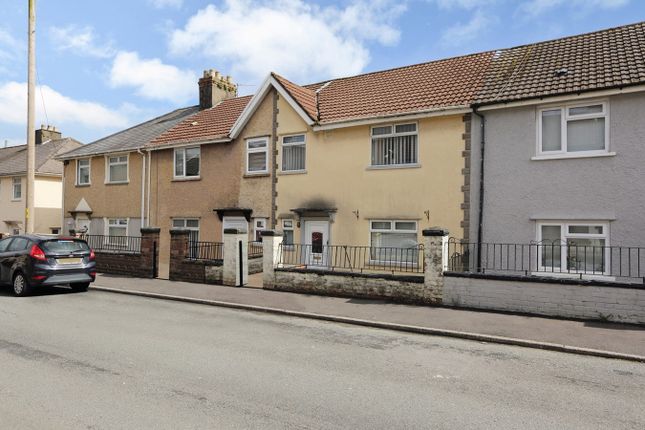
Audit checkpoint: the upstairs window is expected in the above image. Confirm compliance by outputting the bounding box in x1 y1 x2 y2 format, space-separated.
174 147 200 178
106 155 128 183
281 134 306 172
12 177 22 200
246 138 268 174
539 102 608 156
371 123 418 167
77 158 90 185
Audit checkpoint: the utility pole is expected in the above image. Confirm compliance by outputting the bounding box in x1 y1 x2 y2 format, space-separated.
26 0 36 233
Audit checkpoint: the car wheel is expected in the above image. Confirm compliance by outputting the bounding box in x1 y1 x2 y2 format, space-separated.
70 282 90 292
13 272 32 297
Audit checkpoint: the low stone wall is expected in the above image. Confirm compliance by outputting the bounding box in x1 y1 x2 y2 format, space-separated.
270 268 432 304
444 273 645 324
170 259 223 284
94 251 153 278
249 257 263 275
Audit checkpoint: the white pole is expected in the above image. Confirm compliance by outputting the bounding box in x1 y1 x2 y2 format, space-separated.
26 0 36 234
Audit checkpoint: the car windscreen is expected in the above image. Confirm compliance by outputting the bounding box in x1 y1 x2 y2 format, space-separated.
41 239 90 254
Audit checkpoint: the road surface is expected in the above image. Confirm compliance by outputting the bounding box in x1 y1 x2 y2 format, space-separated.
0 287 643 429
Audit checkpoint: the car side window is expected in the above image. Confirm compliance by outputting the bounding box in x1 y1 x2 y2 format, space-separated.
7 238 29 252
0 238 12 252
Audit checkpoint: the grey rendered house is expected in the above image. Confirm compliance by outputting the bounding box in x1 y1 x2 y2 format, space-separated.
467 21 645 278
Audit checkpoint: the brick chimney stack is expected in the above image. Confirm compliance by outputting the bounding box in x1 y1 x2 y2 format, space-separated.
198 69 237 110
35 125 62 145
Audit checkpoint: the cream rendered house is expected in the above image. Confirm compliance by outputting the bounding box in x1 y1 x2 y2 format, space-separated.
0 126 81 235
232 56 492 263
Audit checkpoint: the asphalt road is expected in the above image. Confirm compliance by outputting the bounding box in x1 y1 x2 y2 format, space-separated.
1 287 644 430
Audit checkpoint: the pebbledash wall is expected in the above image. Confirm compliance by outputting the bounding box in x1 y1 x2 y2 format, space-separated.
261 229 645 324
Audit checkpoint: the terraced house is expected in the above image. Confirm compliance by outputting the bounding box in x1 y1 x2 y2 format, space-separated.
464 21 645 280
145 70 276 278
230 56 491 267
0 127 80 236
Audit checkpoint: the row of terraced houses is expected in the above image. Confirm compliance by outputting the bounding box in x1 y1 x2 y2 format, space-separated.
54 22 645 280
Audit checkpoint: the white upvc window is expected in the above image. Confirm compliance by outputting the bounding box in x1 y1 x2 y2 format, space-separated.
281 134 306 172
246 137 269 174
12 177 22 200
174 147 200 179
76 158 91 185
371 123 418 167
369 220 419 263
537 221 609 275
538 101 609 156
107 218 128 237
172 218 200 241
282 219 295 246
252 218 267 241
106 154 128 183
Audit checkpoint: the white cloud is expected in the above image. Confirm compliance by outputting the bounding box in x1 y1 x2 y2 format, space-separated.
0 29 24 76
148 0 183 8
168 0 405 83
50 25 116 58
440 10 496 46
518 0 629 16
109 51 197 103
0 81 130 130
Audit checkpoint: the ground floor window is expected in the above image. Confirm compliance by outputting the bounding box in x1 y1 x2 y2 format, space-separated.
282 219 294 246
107 218 128 237
538 221 609 274
253 218 267 241
369 220 418 263
173 218 200 258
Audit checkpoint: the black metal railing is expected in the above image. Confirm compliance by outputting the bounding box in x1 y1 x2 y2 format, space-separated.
84 235 141 254
249 241 263 258
447 238 645 283
278 243 424 274
187 241 223 261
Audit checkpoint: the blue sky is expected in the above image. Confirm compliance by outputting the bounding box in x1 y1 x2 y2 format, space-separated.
0 0 643 146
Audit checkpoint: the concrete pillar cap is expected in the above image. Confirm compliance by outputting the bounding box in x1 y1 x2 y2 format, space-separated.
422 228 450 237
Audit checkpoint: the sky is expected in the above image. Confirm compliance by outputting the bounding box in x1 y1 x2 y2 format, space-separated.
0 0 643 146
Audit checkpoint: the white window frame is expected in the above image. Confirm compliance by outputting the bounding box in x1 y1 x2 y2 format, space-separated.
369 122 419 168
246 137 269 175
105 154 129 184
252 218 268 241
536 101 610 158
173 147 201 179
76 158 91 186
105 218 129 245
280 134 306 173
282 219 295 248
12 177 22 201
536 221 610 276
369 219 419 264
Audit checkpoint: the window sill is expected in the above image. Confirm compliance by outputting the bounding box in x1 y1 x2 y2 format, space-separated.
366 164 421 171
531 152 616 161
244 172 270 177
11 198 22 202
278 170 307 176
75 183 91 187
172 176 201 182
104 181 129 185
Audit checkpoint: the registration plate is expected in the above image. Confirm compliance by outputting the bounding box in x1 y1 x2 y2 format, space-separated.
57 257 83 265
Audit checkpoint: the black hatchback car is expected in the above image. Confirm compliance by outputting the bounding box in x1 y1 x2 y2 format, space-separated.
0 235 96 296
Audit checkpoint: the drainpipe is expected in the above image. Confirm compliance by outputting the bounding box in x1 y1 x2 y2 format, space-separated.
137 149 146 228
472 106 486 272
147 149 151 226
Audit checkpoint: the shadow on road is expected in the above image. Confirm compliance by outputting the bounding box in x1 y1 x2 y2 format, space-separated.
0 285 82 298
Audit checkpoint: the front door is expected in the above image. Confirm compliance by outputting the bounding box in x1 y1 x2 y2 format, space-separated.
304 221 330 267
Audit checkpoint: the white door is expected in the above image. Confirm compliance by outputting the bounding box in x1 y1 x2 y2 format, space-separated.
304 221 330 267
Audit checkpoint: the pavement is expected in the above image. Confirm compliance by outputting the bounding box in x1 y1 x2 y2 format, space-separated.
1 289 644 429
92 274 645 361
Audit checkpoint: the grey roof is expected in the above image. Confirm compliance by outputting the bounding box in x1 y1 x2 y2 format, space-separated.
57 106 200 159
0 138 82 177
